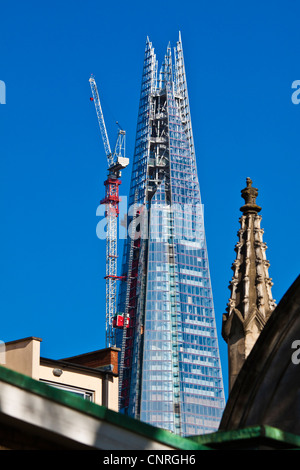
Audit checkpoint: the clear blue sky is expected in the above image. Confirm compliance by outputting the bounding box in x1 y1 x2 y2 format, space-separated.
1 0 299 397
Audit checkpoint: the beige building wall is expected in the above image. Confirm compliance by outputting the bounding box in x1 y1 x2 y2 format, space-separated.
39 363 103 405
3 337 119 412
4 337 41 380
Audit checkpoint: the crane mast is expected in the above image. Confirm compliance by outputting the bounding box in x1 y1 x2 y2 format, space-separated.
89 75 129 348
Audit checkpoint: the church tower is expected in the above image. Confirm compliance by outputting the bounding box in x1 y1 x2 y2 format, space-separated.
222 178 276 392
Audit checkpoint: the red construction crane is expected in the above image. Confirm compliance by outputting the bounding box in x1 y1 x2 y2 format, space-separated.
89 74 129 347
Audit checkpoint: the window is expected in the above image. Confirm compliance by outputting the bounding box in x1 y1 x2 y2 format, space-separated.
41 380 94 401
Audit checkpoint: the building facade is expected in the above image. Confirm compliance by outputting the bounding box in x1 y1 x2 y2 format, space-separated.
3 336 119 411
116 33 225 436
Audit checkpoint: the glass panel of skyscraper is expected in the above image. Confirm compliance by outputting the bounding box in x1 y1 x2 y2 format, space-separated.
116 33 225 437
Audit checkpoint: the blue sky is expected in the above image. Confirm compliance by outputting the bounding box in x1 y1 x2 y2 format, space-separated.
1 0 299 397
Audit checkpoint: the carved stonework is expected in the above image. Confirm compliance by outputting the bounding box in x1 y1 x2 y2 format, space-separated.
222 178 276 392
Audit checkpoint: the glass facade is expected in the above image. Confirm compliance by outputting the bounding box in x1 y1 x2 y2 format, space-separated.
117 34 225 436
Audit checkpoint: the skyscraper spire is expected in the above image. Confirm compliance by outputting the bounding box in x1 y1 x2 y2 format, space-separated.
116 34 225 437
222 178 276 393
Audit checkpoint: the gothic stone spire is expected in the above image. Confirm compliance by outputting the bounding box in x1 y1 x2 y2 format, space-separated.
222 178 276 393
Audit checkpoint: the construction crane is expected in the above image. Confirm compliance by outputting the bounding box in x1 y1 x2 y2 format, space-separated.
89 74 129 348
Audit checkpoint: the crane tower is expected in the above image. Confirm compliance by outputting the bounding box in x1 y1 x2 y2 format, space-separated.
89 75 129 347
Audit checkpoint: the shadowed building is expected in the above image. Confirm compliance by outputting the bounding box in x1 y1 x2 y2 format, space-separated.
219 274 300 437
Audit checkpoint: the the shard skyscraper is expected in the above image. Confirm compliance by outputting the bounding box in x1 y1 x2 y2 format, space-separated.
116 33 225 436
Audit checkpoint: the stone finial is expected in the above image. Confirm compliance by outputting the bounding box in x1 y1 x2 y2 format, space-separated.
223 178 276 393
240 177 262 214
